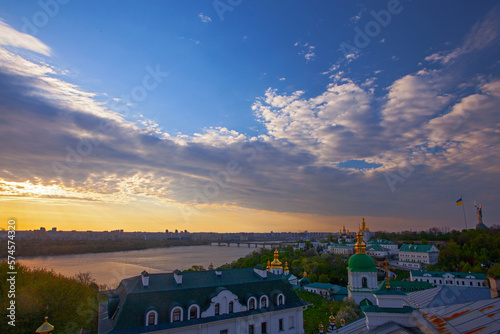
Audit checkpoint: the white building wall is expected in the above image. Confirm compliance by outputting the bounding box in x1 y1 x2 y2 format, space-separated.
145 307 304 334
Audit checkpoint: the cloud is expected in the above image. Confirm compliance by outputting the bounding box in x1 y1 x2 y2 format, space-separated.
0 20 51 56
295 42 316 62
425 7 500 65
0 21 499 229
198 13 212 23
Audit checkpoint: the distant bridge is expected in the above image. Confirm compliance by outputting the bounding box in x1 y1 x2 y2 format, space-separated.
210 241 295 248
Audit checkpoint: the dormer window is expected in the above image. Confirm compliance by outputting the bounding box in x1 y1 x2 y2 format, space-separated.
260 296 267 308
277 294 285 306
215 303 220 315
249 298 256 310
189 305 199 320
172 308 182 322
145 310 158 326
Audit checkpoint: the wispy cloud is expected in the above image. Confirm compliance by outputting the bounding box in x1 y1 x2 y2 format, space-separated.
198 13 212 23
0 20 51 56
425 7 500 65
294 42 316 62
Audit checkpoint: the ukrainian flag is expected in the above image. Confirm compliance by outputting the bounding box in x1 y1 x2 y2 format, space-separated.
456 197 463 206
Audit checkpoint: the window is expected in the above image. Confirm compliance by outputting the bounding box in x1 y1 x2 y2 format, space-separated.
260 296 267 308
220 330 228 334
278 294 284 305
248 324 254 334
279 318 284 331
146 311 157 326
229 301 234 313
470 281 473 286
261 322 267 334
249 298 255 310
362 277 368 288
172 308 181 322
215 303 220 315
189 306 198 320
289 315 295 329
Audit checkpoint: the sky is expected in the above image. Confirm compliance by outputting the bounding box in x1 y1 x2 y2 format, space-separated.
0 0 499 233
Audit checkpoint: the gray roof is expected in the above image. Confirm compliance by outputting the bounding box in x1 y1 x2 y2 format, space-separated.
405 286 492 309
420 298 500 334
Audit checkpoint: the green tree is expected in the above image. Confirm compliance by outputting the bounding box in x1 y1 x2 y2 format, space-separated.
318 274 329 283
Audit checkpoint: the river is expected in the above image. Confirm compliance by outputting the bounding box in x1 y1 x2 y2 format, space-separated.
18 245 259 287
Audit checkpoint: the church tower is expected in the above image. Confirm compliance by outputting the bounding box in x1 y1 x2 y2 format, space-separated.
268 248 283 275
347 229 378 304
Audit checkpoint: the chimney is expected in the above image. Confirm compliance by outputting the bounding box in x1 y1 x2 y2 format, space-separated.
173 270 183 285
488 276 499 299
253 265 267 279
215 268 222 277
141 270 149 288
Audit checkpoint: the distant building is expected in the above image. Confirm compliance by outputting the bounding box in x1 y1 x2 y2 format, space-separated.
365 245 389 259
398 244 439 269
99 267 307 334
303 282 348 301
293 238 305 251
328 243 355 256
366 239 398 256
339 225 356 243
410 270 487 288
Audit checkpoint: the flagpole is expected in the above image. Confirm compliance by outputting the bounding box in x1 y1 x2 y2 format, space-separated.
461 195 467 229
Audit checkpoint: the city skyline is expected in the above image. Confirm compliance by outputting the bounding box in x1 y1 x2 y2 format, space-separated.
1 1 499 232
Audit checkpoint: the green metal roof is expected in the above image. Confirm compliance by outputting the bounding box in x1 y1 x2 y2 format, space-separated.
347 254 377 272
363 305 414 313
411 270 486 279
107 268 305 332
366 245 387 252
304 283 347 295
373 288 407 296
399 244 437 253
378 280 434 292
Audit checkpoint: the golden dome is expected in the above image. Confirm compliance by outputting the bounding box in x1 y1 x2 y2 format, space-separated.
266 260 271 271
318 323 324 331
303 271 308 278
355 231 366 254
284 261 289 272
270 248 283 269
329 313 335 323
340 318 346 325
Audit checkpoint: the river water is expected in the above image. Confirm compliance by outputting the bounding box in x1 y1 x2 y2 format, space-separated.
18 245 258 287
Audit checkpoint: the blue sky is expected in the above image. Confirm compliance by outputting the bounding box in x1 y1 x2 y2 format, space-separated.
0 1 499 232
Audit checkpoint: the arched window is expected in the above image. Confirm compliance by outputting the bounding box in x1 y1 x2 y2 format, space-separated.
249 298 256 310
228 301 234 313
260 296 267 308
277 294 285 305
145 310 157 326
172 307 182 322
215 303 220 315
362 277 368 288
189 305 198 320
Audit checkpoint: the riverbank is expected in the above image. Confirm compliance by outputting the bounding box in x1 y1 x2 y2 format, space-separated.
0 239 208 258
